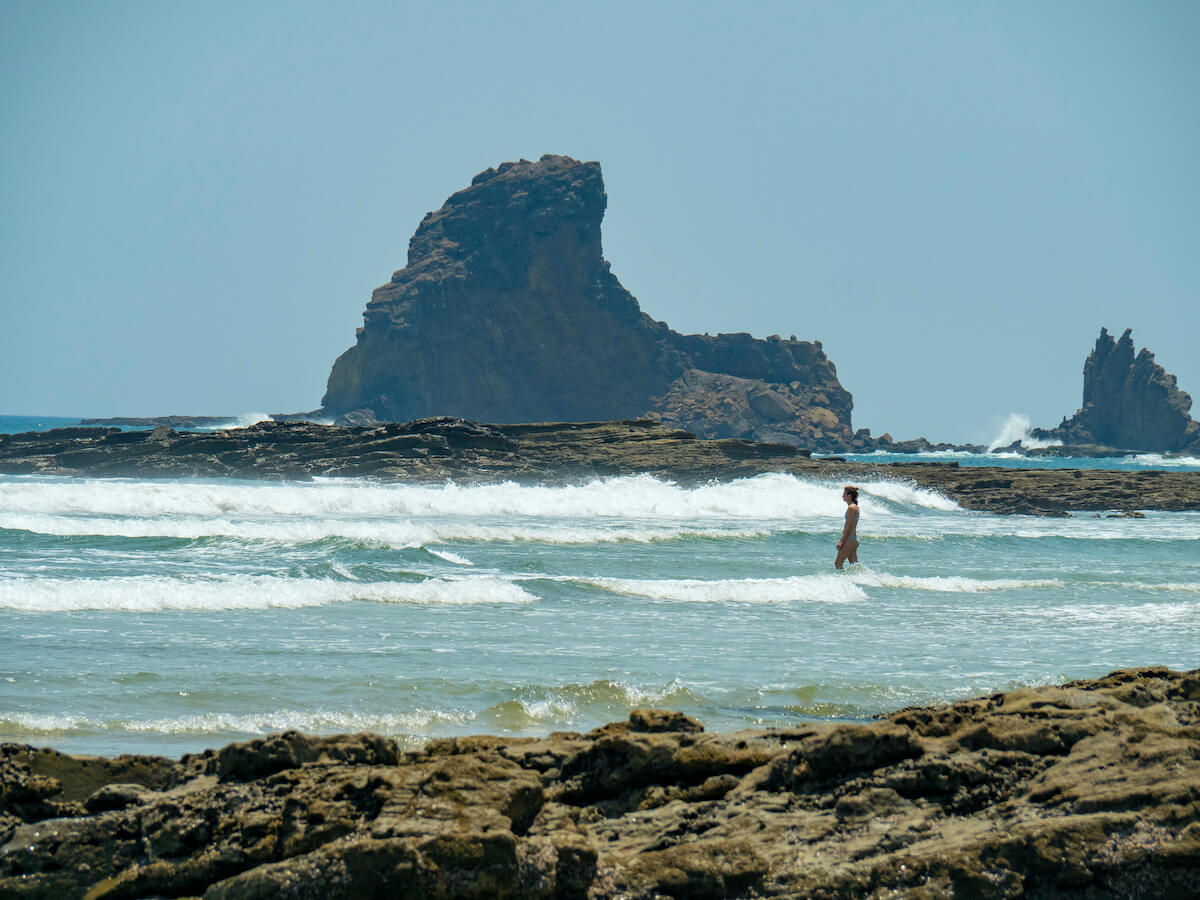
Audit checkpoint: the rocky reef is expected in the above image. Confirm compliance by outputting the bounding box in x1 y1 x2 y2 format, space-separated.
3 667 1199 898
78 417 240 430
1035 328 1200 454
320 155 854 450
3 419 1200 516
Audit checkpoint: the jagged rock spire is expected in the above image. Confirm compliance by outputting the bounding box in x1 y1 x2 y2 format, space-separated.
1050 327 1198 451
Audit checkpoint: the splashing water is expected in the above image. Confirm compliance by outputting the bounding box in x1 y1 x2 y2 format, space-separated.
987 413 1062 451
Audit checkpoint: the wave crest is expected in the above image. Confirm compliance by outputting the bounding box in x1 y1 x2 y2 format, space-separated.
0 574 535 612
0 472 955 521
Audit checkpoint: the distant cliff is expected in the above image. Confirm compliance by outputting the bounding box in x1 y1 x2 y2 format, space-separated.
320 155 853 449
1035 327 1199 452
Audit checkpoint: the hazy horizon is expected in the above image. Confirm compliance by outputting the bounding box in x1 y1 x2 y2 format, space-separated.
3 1 1197 445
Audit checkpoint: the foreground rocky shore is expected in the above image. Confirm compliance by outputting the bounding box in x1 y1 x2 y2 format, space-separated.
3 668 1198 898
3 419 1200 515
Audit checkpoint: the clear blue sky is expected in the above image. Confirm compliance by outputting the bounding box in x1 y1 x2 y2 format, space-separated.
2 0 1196 443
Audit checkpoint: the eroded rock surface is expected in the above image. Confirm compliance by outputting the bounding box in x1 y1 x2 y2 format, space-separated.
3 668 1199 898
320 155 854 449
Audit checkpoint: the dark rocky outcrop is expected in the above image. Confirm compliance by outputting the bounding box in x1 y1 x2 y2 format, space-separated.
1035 328 1200 453
3 419 1200 515
320 155 854 449
4 668 1200 898
847 429 987 455
79 416 240 430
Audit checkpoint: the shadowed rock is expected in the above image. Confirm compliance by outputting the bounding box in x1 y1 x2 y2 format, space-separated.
1037 327 1200 453
320 155 854 449
3 669 1200 898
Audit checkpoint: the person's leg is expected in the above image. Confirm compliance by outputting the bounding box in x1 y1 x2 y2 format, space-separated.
835 543 851 569
848 539 858 565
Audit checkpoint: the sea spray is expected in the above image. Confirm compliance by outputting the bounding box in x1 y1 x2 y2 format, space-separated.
209 412 273 430
988 413 1063 451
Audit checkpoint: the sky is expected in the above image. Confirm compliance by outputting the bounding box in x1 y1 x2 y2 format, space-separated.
2 0 1196 444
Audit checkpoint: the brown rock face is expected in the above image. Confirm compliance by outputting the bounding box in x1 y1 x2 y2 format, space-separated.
3 668 1200 898
1046 327 1199 452
320 155 853 449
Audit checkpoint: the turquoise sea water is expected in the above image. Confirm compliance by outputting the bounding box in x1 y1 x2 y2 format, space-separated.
0 414 273 434
829 449 1200 471
2 415 1198 757
0 415 84 433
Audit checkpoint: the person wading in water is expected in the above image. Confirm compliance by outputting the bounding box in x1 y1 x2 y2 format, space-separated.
835 485 860 570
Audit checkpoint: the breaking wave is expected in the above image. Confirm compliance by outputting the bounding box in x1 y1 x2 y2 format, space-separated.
587 573 868 603
0 574 535 612
0 472 956 520
584 569 1059 603
0 707 477 741
0 472 960 547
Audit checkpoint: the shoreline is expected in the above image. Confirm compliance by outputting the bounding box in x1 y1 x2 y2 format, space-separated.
3 418 1200 515
4 667 1198 897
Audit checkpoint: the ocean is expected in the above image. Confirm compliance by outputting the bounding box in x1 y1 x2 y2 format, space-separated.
2 415 1198 758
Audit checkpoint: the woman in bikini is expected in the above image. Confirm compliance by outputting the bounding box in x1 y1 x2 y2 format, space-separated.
835 485 859 570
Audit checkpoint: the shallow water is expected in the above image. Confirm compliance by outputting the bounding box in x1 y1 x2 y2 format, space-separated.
2 466 1197 758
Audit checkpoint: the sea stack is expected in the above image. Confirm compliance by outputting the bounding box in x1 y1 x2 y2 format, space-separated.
1037 327 1199 452
320 155 854 449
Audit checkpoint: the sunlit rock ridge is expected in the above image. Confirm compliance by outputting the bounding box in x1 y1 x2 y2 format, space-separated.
320 154 853 449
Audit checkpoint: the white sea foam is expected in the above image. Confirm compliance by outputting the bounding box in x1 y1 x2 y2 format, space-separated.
1130 454 1200 469
1033 601 1200 626
987 413 1062 451
0 707 477 737
854 480 960 511
588 574 868 603
8 501 1187 547
0 574 536 612
866 512 1200 543
847 571 1061 592
0 472 954 522
1087 581 1200 594
0 712 85 734
1001 518 1200 541
0 473 959 546
584 569 1056 603
483 679 701 726
0 682 698 739
487 697 578 723
123 707 478 735
0 511 769 546
428 549 474 566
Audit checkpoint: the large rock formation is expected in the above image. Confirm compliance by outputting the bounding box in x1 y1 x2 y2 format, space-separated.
320 155 853 449
4 668 1200 898
1037 327 1200 452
